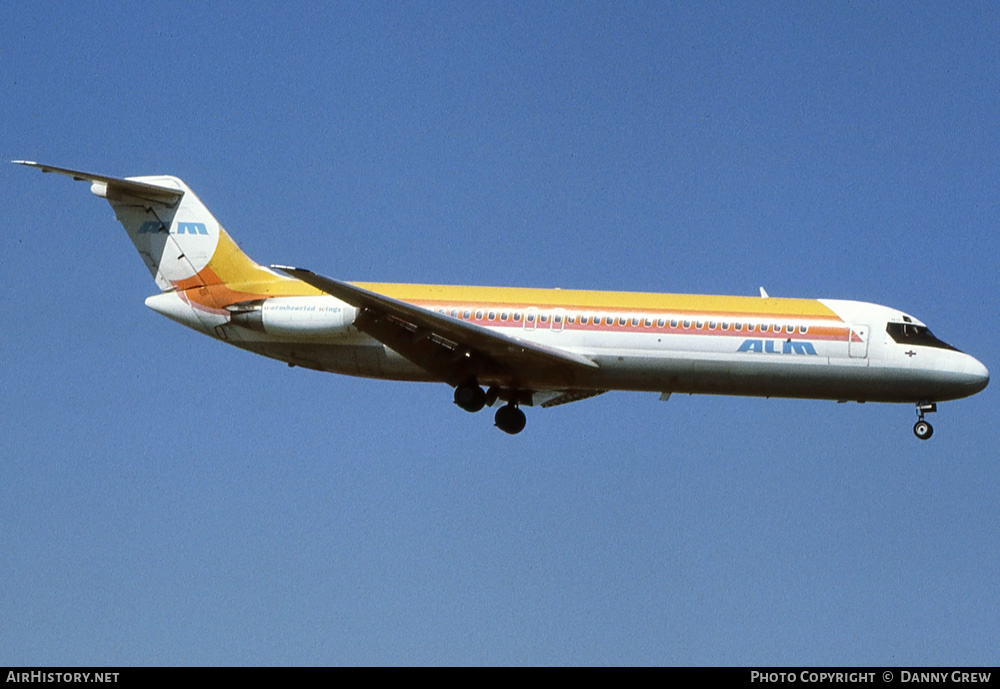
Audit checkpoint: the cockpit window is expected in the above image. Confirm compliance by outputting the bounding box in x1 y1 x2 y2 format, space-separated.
886 322 959 351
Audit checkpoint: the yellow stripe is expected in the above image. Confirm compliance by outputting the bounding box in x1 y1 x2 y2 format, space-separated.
354 282 840 319
206 229 324 296
202 232 838 318
201 229 840 318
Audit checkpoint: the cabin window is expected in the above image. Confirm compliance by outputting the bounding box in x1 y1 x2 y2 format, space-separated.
554 315 563 324
735 322 742 331
568 315 576 324
670 319 679 329
644 318 652 327
487 311 496 321
463 310 471 319
526 313 535 323
581 315 589 325
500 311 509 322
513 312 522 322
747 323 755 332
540 314 549 324
799 325 808 334
709 321 717 330
657 318 665 328
683 320 691 329
696 320 704 329
760 324 769 333
618 316 627 326
475 310 483 320
785 324 794 334
631 317 640 327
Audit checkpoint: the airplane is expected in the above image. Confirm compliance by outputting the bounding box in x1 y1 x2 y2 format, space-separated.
14 161 989 438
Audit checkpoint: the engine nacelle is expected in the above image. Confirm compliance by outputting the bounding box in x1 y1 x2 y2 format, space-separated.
228 296 355 337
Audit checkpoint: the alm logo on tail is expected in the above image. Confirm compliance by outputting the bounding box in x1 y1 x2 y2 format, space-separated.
137 221 209 235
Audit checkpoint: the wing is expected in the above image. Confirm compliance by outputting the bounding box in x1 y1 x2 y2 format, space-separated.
273 265 598 388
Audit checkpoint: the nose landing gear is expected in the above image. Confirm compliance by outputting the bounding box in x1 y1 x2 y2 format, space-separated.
913 402 937 440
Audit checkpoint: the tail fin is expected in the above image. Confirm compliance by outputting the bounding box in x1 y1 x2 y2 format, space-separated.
14 162 297 303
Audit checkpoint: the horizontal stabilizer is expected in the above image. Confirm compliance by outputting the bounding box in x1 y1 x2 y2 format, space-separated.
12 161 183 204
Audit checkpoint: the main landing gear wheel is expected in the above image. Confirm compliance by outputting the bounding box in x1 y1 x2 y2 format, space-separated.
454 382 486 413
494 404 526 435
913 402 937 441
913 420 933 440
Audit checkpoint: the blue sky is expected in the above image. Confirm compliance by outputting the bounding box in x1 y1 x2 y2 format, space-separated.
2 2 998 665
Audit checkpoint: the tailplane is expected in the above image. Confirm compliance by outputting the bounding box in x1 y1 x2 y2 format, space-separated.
14 162 301 304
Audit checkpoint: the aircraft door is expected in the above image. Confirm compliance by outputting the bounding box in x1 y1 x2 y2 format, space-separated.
523 307 539 331
849 325 869 358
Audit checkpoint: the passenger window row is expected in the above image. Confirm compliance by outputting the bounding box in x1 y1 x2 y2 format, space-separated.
434 307 811 335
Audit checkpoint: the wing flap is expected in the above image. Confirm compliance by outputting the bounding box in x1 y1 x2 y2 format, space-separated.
537 389 608 408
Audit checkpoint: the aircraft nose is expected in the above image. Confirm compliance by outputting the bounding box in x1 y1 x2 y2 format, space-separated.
966 355 990 394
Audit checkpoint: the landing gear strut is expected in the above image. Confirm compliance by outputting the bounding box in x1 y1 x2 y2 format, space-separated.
913 402 936 440
494 403 526 435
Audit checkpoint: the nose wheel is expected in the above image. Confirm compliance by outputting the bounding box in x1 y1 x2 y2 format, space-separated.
913 420 933 440
913 402 936 440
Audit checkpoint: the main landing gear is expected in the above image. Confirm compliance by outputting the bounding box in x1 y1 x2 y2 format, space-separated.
453 381 527 434
494 403 526 435
913 402 936 440
453 381 486 413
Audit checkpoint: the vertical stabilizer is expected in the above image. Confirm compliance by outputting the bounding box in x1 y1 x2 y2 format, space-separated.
14 162 300 304
104 174 219 291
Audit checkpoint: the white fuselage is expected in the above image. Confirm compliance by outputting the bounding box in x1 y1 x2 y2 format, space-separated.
146 291 989 406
